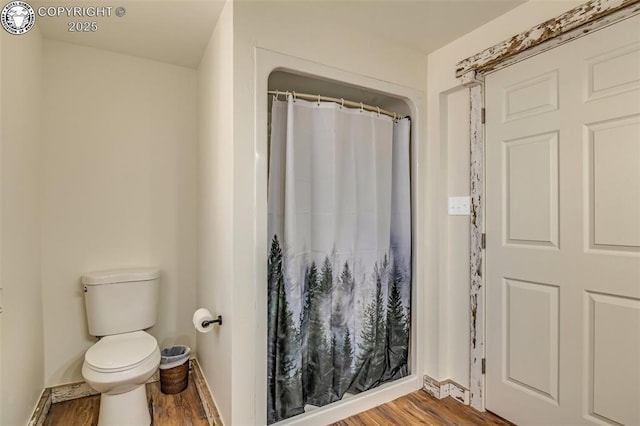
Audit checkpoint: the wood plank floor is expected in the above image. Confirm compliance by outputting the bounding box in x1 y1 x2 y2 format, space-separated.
44 373 208 426
45 382 513 426
331 391 514 426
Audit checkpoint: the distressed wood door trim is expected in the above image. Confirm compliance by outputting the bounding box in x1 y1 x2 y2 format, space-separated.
468 83 484 411
457 0 640 80
456 0 640 412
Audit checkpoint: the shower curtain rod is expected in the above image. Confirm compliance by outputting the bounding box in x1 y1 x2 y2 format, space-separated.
268 90 406 120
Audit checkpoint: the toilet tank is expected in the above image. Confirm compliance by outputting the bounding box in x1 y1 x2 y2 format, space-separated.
82 268 160 336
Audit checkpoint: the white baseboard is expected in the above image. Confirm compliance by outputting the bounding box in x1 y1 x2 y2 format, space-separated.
423 375 470 405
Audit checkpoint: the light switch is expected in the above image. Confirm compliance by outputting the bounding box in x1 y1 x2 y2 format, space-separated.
448 196 471 216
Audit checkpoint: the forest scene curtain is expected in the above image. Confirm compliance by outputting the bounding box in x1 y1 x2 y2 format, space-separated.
267 95 412 424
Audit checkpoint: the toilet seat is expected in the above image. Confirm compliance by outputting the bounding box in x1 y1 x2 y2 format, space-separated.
85 331 158 373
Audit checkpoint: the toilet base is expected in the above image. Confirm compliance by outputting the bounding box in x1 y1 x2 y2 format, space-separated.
98 384 150 426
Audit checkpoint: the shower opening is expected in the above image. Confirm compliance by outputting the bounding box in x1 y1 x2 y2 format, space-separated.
266 71 414 424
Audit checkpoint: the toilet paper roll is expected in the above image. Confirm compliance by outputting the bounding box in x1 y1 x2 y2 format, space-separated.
193 308 214 333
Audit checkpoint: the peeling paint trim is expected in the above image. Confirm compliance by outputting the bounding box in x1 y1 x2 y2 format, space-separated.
49 371 160 404
457 0 640 79
423 375 444 398
422 375 470 405
26 388 51 426
24 359 222 425
469 84 485 412
192 358 224 426
50 381 100 404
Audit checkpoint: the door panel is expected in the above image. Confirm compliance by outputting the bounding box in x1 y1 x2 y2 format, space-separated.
486 13 640 425
586 42 640 101
503 131 559 247
587 292 640 425
587 115 640 251
503 70 559 122
504 278 559 402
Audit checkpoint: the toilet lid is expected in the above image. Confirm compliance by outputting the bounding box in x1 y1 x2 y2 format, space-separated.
85 331 158 373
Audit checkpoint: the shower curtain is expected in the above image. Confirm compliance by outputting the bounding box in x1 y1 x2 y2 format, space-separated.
267 95 411 424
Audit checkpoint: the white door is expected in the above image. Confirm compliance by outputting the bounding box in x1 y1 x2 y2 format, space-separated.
486 14 640 425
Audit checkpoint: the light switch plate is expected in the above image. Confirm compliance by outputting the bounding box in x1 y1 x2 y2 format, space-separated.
448 196 471 216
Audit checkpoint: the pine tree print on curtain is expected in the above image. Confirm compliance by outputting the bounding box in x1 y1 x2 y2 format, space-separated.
267 95 411 424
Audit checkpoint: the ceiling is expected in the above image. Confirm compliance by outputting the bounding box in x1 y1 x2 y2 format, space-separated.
256 0 527 58
31 0 226 68
31 0 525 69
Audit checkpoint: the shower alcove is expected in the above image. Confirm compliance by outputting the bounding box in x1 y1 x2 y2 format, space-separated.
254 53 425 425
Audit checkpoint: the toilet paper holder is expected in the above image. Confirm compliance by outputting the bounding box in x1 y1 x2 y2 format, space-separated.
201 315 223 328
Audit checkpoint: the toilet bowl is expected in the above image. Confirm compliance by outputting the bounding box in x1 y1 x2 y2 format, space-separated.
82 331 160 426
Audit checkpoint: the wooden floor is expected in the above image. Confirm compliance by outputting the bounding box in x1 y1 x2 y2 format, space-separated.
44 373 208 426
45 382 512 426
331 391 514 426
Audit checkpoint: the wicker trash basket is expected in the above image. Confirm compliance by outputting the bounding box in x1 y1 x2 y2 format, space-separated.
159 345 191 394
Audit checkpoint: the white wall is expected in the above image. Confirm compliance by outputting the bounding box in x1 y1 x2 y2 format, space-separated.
196 2 234 424
0 28 45 425
196 2 428 424
41 40 198 386
426 0 583 386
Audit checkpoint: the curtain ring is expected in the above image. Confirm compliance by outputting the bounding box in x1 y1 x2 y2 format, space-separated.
340 98 344 108
377 106 381 116
360 102 364 112
317 94 321 106
393 112 397 120
292 91 297 102
274 89 279 102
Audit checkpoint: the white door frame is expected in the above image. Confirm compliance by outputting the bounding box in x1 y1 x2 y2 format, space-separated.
456 0 640 411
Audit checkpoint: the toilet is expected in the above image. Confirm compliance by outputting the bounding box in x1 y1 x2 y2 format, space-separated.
81 268 161 426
